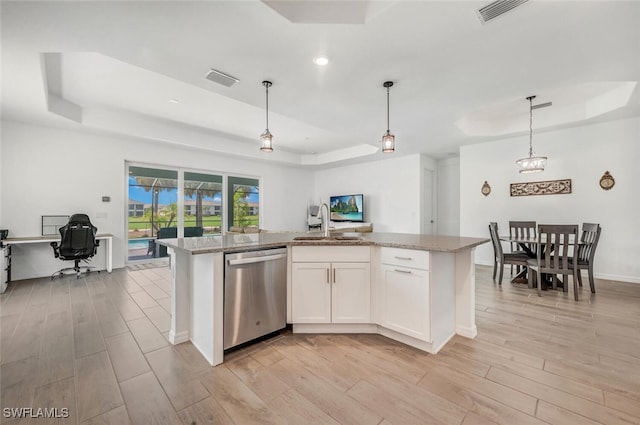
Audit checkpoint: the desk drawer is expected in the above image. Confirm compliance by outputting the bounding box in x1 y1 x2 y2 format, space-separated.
381 247 429 270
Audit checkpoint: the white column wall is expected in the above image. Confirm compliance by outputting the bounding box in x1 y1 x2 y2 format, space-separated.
437 157 460 236
460 117 640 283
313 154 423 233
1 120 313 279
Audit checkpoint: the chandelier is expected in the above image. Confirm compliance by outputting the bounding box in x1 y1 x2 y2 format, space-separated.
516 95 548 173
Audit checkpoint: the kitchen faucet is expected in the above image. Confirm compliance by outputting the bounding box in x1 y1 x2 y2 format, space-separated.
319 203 330 237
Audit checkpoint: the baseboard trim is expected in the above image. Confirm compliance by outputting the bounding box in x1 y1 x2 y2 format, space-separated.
169 330 189 344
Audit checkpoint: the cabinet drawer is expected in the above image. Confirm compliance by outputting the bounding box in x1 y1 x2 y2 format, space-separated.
380 247 429 270
292 246 370 263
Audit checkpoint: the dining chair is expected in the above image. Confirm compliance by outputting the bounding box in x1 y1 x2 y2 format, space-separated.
574 223 601 294
527 224 580 300
489 222 530 285
508 221 537 274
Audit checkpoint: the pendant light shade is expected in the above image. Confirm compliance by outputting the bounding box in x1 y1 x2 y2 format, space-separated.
516 95 547 173
260 80 273 152
382 81 395 153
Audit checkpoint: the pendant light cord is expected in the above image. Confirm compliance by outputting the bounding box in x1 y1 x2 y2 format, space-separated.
528 95 534 157
386 86 390 133
265 84 269 131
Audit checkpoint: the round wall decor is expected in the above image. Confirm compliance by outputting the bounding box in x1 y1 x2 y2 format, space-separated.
481 181 491 196
599 171 615 190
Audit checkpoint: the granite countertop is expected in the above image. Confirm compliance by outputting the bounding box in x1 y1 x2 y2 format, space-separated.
157 232 489 255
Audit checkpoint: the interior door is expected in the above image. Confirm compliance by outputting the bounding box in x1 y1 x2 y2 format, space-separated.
422 168 435 235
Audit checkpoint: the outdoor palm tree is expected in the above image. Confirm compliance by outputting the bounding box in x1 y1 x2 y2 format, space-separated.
131 175 177 236
183 181 221 228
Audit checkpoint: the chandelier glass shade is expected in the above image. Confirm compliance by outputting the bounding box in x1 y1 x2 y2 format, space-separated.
516 95 547 173
260 80 273 152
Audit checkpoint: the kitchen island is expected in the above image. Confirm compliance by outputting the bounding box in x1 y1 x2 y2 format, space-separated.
158 232 488 366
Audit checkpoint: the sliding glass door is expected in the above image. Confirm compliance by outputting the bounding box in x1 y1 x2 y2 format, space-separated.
227 176 260 230
127 166 178 261
127 163 259 262
184 172 223 235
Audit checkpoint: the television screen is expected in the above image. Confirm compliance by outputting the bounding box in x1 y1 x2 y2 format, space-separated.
329 194 364 222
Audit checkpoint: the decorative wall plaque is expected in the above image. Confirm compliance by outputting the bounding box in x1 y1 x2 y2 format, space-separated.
599 171 615 190
510 179 572 197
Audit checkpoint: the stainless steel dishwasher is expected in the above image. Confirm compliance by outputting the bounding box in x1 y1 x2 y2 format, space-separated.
224 247 287 350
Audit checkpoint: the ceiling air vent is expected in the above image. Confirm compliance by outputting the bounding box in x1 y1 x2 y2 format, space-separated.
205 69 240 87
477 0 529 24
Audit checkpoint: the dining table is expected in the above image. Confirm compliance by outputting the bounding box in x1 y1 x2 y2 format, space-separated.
499 234 585 289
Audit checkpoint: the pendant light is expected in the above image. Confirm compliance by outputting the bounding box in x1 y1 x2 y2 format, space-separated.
516 95 547 173
381 81 395 153
260 80 273 152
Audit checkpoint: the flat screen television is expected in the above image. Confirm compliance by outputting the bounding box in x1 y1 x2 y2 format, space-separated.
329 194 364 222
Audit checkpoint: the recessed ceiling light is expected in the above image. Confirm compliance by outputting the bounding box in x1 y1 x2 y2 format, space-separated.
169 98 179 104
313 57 329 66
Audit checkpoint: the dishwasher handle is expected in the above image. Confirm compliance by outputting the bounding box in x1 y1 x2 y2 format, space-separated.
227 253 287 266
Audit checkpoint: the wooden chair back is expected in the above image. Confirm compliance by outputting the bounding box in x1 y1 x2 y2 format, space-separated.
578 223 601 263
536 224 578 275
488 222 503 260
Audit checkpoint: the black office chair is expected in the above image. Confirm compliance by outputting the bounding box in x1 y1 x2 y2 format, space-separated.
50 214 100 279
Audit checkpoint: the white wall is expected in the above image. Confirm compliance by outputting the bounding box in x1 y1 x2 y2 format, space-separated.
313 154 423 233
437 157 460 236
460 117 640 283
1 120 313 279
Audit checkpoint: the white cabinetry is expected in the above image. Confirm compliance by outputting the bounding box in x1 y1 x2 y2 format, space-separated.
291 246 370 324
379 247 430 342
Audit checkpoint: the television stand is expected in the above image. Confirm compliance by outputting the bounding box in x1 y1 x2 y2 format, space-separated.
329 222 373 233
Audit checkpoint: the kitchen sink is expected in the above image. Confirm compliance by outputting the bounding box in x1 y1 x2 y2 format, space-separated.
293 235 362 241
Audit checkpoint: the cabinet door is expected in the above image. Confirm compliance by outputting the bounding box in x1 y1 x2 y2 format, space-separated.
380 265 430 341
291 262 331 323
332 262 371 323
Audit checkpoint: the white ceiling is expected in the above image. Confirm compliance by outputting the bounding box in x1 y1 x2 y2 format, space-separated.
2 1 639 167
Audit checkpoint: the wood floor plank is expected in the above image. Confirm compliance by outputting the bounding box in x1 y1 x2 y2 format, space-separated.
225 353 290 403
269 357 383 425
200 366 285 425
72 320 105 359
2 305 46 363
36 309 74 386
74 351 123 422
119 372 181 425
104 332 150 382
126 317 168 353
141 284 167 301
80 406 131 425
268 388 341 425
129 291 158 310
175 397 235 425
486 366 639 425
535 400 603 425
141 305 170 333
0 357 38 416
31 377 76 425
111 298 145 322
92 297 129 338
346 379 449 425
145 346 209 411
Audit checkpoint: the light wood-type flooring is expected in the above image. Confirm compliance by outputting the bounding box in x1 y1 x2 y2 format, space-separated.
1 263 640 424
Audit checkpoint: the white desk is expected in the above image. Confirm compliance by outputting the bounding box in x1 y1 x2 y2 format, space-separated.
3 233 113 273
